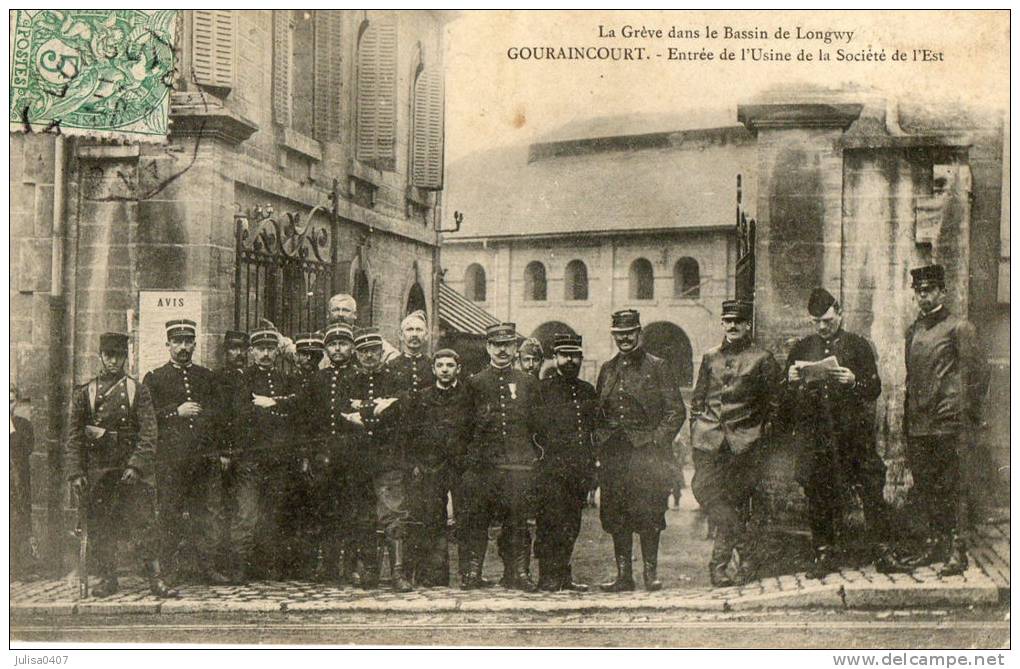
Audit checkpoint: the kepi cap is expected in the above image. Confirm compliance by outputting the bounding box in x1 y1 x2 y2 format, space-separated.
223 330 249 347
99 332 129 353
354 327 383 351
610 309 641 332
552 333 583 354
721 300 753 322
485 322 517 343
165 319 197 340
324 323 353 344
910 264 945 289
807 288 837 318
294 332 325 352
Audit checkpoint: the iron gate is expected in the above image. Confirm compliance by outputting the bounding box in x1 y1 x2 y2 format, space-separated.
234 203 339 337
735 173 756 303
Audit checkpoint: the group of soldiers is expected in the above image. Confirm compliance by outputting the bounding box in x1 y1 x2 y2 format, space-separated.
64 263 987 597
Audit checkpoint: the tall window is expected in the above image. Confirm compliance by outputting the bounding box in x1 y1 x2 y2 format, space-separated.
629 258 654 300
465 264 486 302
191 10 236 92
353 269 372 326
356 17 398 170
524 261 547 301
410 60 444 190
272 11 341 140
564 260 588 301
674 257 700 298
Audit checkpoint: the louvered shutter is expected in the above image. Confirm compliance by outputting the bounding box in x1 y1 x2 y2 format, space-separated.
312 11 343 141
272 11 291 125
356 18 398 169
191 10 235 90
411 67 444 190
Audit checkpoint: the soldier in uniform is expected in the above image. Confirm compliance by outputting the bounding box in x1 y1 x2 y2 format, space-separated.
143 319 227 585
904 264 988 576
784 289 905 577
65 332 177 597
690 300 781 587
596 310 686 592
343 327 413 592
387 310 435 395
246 325 301 579
213 330 255 583
459 323 543 592
303 323 357 583
535 334 596 592
290 332 326 577
400 348 473 587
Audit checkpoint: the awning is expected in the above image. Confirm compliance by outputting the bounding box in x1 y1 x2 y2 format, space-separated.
438 282 499 336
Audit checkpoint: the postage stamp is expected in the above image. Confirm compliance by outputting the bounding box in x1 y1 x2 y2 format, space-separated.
9 9 177 141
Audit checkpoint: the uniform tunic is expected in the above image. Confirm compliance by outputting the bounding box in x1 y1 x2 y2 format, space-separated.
65 373 160 574
783 328 888 548
904 306 988 538
535 372 597 578
689 337 779 561
212 365 256 573
595 348 686 535
143 361 223 575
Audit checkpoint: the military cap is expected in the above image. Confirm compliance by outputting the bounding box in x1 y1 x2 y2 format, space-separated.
294 332 325 352
99 332 129 353
721 299 754 322
552 333 583 353
486 322 517 343
519 337 543 357
910 264 946 289
610 309 641 332
432 348 461 363
249 327 280 347
324 322 354 344
354 327 383 350
165 318 197 340
223 330 249 348
807 288 838 318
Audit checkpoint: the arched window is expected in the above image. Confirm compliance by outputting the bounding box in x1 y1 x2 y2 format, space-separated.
464 264 486 302
353 269 372 326
629 258 654 300
564 260 588 301
524 261 547 301
406 282 426 315
674 257 700 299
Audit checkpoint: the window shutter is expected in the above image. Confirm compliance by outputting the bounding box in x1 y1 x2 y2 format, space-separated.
191 10 235 90
272 11 291 125
356 18 398 169
412 67 444 190
313 11 343 141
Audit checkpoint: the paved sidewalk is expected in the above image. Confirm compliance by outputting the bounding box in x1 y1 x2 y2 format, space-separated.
11 541 1004 617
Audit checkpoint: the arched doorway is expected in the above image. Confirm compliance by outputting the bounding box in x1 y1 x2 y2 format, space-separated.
642 321 694 387
406 282 426 316
530 321 577 359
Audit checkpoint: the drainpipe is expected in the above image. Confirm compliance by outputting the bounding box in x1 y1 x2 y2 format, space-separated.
46 134 70 573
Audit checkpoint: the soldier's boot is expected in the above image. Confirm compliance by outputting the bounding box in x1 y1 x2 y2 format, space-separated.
732 539 759 586
560 564 589 592
708 542 734 588
389 539 414 593
639 532 663 592
509 534 538 593
939 532 968 577
874 543 912 574
537 560 560 592
805 545 836 580
600 533 636 592
144 559 180 599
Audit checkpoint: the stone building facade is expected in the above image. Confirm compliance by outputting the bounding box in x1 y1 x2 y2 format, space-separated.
442 123 755 385
10 10 450 568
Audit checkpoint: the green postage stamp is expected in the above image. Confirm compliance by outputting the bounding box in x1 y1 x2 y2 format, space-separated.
10 10 177 141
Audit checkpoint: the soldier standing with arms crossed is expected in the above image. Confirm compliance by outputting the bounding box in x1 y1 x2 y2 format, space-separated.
65 332 177 598
536 334 596 592
903 264 988 576
459 323 543 592
690 300 780 587
596 310 686 592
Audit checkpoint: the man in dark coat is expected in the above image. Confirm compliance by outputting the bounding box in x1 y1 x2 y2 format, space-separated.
10 383 38 579
143 319 227 585
303 323 357 584
690 300 780 587
783 288 904 577
213 330 255 583
904 264 989 576
343 327 413 592
596 310 686 592
536 334 596 592
289 332 326 577
387 310 436 396
400 348 473 587
459 323 543 592
246 325 301 579
65 332 176 597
